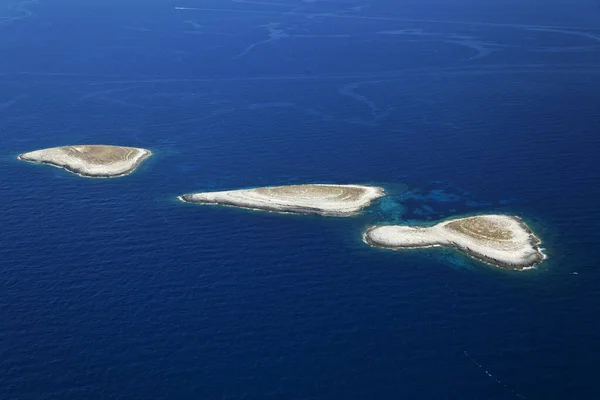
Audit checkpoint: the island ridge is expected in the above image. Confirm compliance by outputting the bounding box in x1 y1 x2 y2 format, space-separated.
364 214 546 270
179 184 385 216
18 145 152 178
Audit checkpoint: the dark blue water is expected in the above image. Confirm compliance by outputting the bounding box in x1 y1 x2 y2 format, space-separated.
2 1 600 399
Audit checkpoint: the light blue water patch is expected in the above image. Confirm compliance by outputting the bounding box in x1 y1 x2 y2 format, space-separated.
432 248 478 271
395 181 517 223
412 204 436 216
368 181 504 225
367 183 410 223
401 187 463 203
372 196 406 222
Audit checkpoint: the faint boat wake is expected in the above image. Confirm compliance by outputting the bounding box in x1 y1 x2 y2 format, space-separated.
338 81 392 125
233 22 290 59
464 350 527 399
0 0 38 26
173 6 600 33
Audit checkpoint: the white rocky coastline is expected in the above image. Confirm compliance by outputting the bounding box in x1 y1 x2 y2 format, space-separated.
364 214 546 270
179 184 385 216
18 145 152 178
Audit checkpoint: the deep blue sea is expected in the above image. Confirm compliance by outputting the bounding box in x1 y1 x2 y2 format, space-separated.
2 0 600 399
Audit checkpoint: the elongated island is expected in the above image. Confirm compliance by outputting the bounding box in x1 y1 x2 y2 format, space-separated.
364 214 546 270
179 184 385 216
18 145 152 178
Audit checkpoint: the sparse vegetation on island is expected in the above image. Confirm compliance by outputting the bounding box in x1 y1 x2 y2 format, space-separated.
18 145 152 178
179 184 385 217
364 214 546 270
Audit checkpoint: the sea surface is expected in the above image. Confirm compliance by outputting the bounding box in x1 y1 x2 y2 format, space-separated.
1 0 600 399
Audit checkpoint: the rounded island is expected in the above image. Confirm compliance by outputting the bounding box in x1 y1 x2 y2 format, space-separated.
18 145 152 178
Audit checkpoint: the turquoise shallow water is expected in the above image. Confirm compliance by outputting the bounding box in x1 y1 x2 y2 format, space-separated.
1 0 600 399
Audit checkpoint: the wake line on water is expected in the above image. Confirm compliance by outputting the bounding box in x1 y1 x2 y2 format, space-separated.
464 351 527 399
173 6 600 32
4 65 600 86
80 65 600 85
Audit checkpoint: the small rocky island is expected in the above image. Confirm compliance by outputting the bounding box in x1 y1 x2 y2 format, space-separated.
179 184 385 216
18 145 152 178
364 214 546 270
